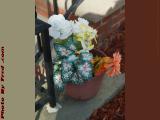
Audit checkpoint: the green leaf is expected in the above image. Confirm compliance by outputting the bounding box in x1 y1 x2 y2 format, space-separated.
77 61 93 80
53 71 64 91
54 44 74 58
79 52 93 61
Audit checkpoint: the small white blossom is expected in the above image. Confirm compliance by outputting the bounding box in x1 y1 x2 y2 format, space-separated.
63 62 72 71
71 20 81 34
78 18 89 25
67 54 77 62
54 74 62 84
71 18 89 34
48 14 72 40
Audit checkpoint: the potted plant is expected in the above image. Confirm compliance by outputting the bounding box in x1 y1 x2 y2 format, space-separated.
48 14 122 100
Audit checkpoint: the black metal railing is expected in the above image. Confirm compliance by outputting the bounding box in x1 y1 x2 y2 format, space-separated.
35 0 82 112
35 18 56 111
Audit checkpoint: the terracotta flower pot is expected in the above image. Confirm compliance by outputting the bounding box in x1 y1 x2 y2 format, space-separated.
65 49 106 100
66 73 105 100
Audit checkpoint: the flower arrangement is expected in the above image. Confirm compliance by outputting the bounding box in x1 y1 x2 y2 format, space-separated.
48 14 122 91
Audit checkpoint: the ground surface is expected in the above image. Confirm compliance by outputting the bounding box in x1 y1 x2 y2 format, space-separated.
89 87 125 120
35 74 125 120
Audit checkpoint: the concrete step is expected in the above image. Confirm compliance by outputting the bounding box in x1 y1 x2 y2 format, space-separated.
35 73 125 120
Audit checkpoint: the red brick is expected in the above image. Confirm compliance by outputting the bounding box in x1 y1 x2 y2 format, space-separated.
111 17 125 29
100 18 111 27
120 8 125 14
97 24 107 35
36 7 48 12
112 9 123 19
113 19 125 31
96 34 110 51
98 33 108 40
36 6 49 17
49 3 54 12
90 21 101 29
95 8 125 40
35 0 48 8
58 8 65 14
35 0 46 5
36 5 48 10
111 23 120 31
37 11 49 18
36 0 55 18
102 14 112 23
36 7 49 18
102 8 121 23
118 17 125 26
97 19 113 35
36 2 47 7
112 12 125 23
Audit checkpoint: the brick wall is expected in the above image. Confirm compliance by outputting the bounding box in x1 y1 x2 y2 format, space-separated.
35 0 65 18
90 6 125 50
35 0 125 50
35 0 50 17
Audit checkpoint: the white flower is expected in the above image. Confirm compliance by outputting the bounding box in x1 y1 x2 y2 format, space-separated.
54 73 63 88
63 62 72 71
71 18 97 51
78 62 92 77
71 21 81 34
71 18 89 34
67 54 78 62
78 18 89 25
48 14 72 40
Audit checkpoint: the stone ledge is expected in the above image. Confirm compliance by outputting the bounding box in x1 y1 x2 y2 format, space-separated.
35 73 125 120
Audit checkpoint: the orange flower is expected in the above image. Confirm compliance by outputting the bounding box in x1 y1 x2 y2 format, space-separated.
95 65 106 76
94 57 112 76
106 52 121 77
94 52 122 77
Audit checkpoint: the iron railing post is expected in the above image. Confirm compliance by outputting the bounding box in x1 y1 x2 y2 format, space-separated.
41 29 56 108
53 0 58 14
35 18 56 111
